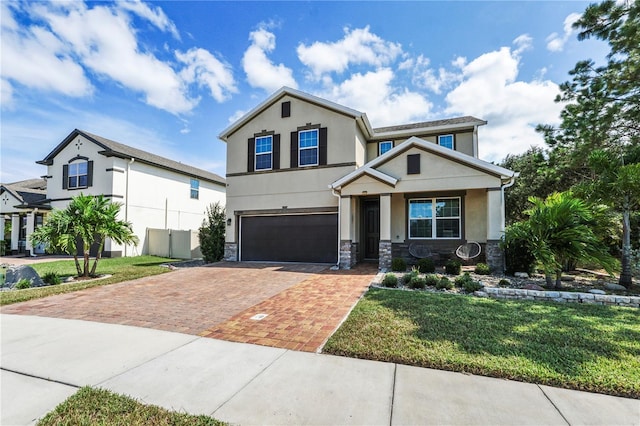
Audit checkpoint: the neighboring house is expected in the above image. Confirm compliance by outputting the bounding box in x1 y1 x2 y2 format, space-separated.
0 179 49 255
219 87 517 270
27 129 226 257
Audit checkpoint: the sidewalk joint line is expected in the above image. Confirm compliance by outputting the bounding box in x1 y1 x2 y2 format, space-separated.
537 384 571 425
211 347 289 416
389 363 397 426
1 367 80 389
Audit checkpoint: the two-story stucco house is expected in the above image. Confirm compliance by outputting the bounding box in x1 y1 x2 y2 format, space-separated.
0 179 49 255
219 87 517 271
33 129 226 257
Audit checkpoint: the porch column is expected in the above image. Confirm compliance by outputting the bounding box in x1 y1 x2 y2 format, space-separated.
486 188 504 272
0 217 4 245
25 212 35 256
379 193 392 270
11 214 19 253
339 195 356 269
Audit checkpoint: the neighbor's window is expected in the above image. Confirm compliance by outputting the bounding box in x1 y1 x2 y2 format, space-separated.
379 141 393 156
438 134 454 150
68 161 88 189
409 197 460 239
190 178 199 199
299 129 318 166
255 135 273 170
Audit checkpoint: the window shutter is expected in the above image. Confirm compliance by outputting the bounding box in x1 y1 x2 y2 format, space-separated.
407 154 420 174
62 164 69 189
247 138 255 172
281 101 291 118
87 161 94 187
319 127 328 166
290 131 298 168
273 134 281 170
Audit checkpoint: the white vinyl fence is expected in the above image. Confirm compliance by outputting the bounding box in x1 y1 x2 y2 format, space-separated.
147 228 202 259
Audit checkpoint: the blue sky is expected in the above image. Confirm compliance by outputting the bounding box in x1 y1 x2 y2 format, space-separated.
1 1 609 182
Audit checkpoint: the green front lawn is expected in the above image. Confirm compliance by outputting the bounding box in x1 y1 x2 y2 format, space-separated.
1 256 175 306
324 288 640 398
38 387 225 426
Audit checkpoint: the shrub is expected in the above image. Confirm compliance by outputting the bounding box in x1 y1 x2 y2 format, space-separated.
382 273 398 288
454 272 473 288
445 259 462 275
436 276 453 290
42 272 62 285
417 258 436 273
474 263 491 275
15 278 31 290
498 278 511 287
502 236 536 275
391 258 407 272
463 280 483 293
402 270 418 285
198 201 226 263
424 274 439 287
409 276 426 289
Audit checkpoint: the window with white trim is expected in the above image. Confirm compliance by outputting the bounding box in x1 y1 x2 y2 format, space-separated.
190 178 199 199
255 135 273 170
379 141 393 155
438 134 454 150
409 197 461 239
68 161 88 189
299 129 318 166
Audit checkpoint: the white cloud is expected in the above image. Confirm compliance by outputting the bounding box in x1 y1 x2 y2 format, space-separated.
0 4 93 104
118 0 180 40
513 34 533 55
177 48 236 102
546 12 582 52
242 26 297 93
2 2 236 115
444 42 563 162
1 78 14 109
297 26 403 78
322 68 432 127
406 55 462 94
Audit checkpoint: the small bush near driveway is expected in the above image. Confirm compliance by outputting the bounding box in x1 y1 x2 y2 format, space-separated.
324 288 640 398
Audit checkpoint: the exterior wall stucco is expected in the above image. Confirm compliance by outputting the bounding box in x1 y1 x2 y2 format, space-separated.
464 189 488 242
225 95 359 175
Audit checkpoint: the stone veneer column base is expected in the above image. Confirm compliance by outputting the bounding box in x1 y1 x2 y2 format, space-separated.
224 242 238 261
485 240 504 273
379 240 392 270
340 240 357 269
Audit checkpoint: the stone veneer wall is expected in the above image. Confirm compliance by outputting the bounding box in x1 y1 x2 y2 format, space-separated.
340 240 357 269
479 287 640 308
379 240 392 269
485 240 504 273
224 242 238 261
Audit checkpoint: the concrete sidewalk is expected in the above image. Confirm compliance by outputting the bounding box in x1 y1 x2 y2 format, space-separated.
2 314 638 425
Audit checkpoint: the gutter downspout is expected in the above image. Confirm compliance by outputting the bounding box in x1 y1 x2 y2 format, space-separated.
500 172 518 234
331 187 341 269
124 158 135 256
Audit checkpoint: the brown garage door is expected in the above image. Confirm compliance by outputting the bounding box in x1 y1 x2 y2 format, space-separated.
240 214 337 263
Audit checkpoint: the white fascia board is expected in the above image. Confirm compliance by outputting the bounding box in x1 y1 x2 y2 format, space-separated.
330 167 397 190
218 87 365 142
370 120 488 140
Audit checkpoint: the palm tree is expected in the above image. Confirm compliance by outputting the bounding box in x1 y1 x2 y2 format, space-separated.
504 192 616 288
31 194 138 277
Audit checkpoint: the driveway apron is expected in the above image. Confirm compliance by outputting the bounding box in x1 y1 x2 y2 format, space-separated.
1 262 376 351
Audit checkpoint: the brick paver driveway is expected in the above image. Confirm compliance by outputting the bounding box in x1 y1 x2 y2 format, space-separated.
1 262 377 352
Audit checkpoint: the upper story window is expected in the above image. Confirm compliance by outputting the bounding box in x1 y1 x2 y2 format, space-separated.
68 161 88 189
255 135 273 170
379 141 393 156
438 134 454 150
190 178 199 199
409 197 461 239
299 129 319 166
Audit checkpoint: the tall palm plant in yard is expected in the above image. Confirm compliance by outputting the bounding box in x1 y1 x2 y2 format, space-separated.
30 194 138 277
504 192 616 288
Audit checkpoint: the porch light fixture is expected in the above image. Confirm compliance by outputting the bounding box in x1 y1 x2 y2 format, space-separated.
362 190 368 194
226 218 232 226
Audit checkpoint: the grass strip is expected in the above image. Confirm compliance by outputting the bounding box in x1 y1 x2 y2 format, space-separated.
324 288 640 398
1 256 175 306
38 387 225 426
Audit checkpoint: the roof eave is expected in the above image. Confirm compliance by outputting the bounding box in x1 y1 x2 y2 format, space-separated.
371 120 487 140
